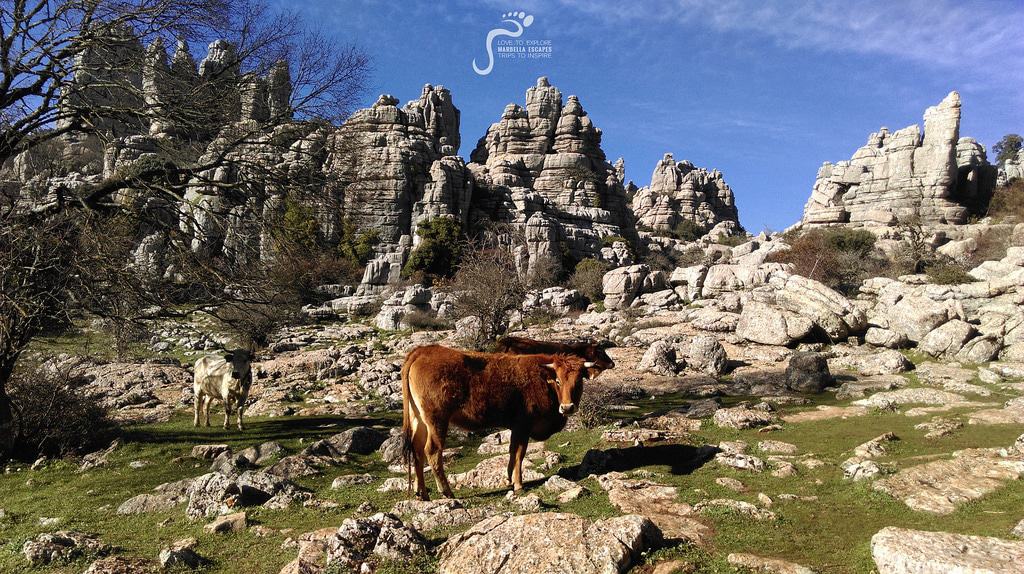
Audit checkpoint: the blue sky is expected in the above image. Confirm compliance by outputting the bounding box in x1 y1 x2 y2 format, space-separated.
285 0 1024 231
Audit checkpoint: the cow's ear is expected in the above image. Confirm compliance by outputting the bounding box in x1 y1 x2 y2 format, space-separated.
540 363 557 379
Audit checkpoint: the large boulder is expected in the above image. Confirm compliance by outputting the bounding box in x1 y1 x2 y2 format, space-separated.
736 301 807 346
872 527 1024 573
438 513 662 574
785 352 832 393
603 265 651 310
919 320 977 358
766 273 867 339
687 335 728 376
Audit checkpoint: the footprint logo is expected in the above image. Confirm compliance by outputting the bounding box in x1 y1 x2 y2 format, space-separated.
473 11 534 76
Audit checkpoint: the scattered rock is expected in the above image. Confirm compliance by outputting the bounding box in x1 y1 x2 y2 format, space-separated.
713 406 775 430
22 531 110 566
238 441 285 465
191 444 231 460
841 458 882 481
326 513 426 570
204 512 247 534
694 499 776 520
714 452 766 473
715 477 747 492
82 556 160 574
914 417 963 439
331 474 375 489
853 433 898 459
758 440 798 454
159 538 205 569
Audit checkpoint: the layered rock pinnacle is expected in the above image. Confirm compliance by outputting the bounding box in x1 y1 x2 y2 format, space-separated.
632 153 741 236
802 91 997 227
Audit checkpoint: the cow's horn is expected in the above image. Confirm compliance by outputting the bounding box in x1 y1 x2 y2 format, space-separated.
584 361 596 368
543 363 556 369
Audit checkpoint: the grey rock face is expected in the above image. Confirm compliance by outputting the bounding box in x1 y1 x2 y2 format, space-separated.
785 352 832 393
632 153 741 237
803 92 997 227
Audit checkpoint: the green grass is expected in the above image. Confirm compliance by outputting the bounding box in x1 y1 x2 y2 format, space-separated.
2 378 1023 573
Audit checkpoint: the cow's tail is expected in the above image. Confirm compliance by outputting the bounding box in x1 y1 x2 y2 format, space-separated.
400 354 416 495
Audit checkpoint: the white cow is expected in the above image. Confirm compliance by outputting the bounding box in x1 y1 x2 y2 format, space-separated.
193 349 253 431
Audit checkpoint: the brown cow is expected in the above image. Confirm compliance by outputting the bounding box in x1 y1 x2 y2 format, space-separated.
495 336 615 377
401 345 592 500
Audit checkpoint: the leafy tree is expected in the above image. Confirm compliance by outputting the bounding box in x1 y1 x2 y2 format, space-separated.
993 134 1023 165
569 259 610 302
0 0 370 459
403 217 463 280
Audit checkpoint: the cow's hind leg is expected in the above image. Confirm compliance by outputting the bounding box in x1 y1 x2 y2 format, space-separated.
193 390 202 427
410 415 430 500
424 418 454 498
203 396 213 427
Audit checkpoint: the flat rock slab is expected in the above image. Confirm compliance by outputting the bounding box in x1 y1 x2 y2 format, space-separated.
873 448 1024 514
783 405 868 423
969 398 1024 425
437 513 662 574
595 472 712 545
872 527 1024 573
727 553 817 573
852 388 968 408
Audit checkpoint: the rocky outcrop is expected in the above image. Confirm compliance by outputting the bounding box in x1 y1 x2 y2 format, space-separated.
802 92 997 227
632 153 741 237
467 76 635 276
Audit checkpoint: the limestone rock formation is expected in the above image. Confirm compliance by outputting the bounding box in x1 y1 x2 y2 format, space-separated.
803 92 997 227
1000 147 1024 184
467 76 635 276
632 153 741 236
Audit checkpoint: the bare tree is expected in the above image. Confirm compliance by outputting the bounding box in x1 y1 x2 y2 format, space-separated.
449 238 529 349
0 0 369 458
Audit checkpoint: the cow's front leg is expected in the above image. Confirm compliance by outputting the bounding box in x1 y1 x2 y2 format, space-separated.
506 430 527 489
511 437 529 492
203 396 212 427
236 397 245 431
223 400 232 430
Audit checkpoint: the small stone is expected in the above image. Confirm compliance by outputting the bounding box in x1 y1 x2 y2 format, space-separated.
159 538 204 569
758 440 798 454
331 474 375 489
727 553 817 574
203 512 247 534
842 457 881 481
557 486 586 504
715 477 746 492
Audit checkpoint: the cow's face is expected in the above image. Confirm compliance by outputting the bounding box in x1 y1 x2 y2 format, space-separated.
224 349 253 386
542 355 592 416
574 340 615 378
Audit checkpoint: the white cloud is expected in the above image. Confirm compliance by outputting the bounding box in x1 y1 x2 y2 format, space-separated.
533 0 1024 85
